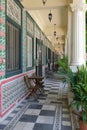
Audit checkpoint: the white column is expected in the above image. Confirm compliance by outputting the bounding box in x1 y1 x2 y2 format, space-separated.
70 3 86 66
67 8 72 65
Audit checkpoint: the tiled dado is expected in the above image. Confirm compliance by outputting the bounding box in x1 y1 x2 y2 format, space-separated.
0 74 27 122
0 69 35 120
0 76 28 117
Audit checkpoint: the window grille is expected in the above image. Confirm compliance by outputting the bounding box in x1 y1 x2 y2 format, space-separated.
6 21 21 72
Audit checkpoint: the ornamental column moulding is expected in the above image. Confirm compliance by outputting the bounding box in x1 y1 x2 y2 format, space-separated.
70 3 86 67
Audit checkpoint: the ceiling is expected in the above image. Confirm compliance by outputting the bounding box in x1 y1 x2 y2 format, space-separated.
21 0 72 51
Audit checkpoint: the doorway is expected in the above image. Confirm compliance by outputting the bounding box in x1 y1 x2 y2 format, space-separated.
36 38 43 76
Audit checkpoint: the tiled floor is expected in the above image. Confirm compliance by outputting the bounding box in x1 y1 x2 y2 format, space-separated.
0 73 72 130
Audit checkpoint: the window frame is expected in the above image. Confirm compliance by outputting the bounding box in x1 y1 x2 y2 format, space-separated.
26 33 34 71
26 35 32 68
6 18 22 77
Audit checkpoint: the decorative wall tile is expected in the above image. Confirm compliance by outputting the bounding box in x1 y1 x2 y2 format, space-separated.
0 0 6 79
35 24 41 39
22 9 27 72
27 17 34 36
1 77 28 113
7 0 21 25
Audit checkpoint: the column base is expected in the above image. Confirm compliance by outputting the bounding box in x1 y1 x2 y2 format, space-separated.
69 66 78 72
70 60 85 66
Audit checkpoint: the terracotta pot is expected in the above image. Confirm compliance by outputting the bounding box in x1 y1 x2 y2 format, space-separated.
79 120 87 130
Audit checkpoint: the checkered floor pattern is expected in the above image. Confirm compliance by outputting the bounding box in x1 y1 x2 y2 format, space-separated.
0 75 72 130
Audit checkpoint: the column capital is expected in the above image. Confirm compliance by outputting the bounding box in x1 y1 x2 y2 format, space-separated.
69 3 87 12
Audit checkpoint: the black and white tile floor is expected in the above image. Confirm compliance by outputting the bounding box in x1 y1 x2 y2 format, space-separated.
0 76 72 130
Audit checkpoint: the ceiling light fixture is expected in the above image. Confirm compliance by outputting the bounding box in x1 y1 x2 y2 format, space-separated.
42 0 47 5
54 31 56 36
48 10 52 22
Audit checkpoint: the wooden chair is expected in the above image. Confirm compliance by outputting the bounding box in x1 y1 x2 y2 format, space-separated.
24 75 43 99
31 73 45 92
24 75 38 98
28 77 44 94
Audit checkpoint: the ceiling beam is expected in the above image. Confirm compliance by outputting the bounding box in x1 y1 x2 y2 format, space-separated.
25 5 68 11
21 0 68 11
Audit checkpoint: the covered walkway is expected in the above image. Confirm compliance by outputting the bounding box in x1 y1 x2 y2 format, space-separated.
0 0 87 130
0 72 73 130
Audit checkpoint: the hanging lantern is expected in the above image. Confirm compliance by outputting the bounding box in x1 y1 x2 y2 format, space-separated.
54 31 56 36
54 24 56 36
42 0 47 5
48 10 52 22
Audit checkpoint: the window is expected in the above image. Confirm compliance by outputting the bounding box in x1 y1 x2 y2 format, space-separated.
6 21 21 73
27 36 32 68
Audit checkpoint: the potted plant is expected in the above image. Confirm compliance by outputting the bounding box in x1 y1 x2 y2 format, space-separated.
57 57 87 129
69 65 87 130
